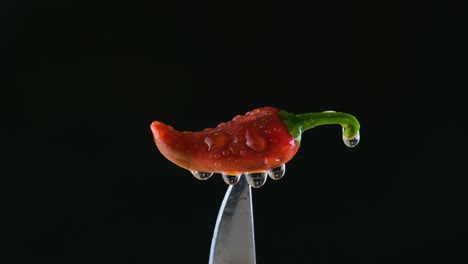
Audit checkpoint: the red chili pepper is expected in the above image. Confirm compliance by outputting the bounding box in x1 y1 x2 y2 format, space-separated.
150 107 360 187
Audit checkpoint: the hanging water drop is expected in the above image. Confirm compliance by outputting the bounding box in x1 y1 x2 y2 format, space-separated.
222 174 240 185
245 172 268 188
268 164 286 180
191 171 213 180
342 131 360 148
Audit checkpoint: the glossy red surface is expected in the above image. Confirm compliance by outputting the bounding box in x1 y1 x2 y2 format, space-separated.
150 107 299 174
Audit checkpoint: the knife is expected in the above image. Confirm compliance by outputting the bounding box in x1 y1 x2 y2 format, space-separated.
209 174 256 264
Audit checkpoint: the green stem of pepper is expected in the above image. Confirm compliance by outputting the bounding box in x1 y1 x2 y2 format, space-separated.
278 109 361 145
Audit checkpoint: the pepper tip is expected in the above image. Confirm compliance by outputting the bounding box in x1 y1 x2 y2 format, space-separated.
150 121 164 140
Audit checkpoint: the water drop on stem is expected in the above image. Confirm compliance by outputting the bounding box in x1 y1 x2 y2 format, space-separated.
342 131 360 148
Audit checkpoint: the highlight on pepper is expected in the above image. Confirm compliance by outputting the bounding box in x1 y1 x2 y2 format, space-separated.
150 107 360 188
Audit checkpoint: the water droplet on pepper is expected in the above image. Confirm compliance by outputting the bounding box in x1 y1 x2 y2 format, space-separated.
204 132 229 151
268 164 286 180
245 172 268 188
204 137 214 151
245 129 267 151
222 174 240 185
191 171 213 180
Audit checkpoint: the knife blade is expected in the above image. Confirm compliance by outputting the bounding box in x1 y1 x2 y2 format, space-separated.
209 174 256 264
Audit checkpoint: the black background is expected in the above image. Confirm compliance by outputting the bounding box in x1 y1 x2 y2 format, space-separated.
4 0 468 263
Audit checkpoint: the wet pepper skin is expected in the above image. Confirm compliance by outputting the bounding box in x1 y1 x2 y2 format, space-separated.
150 107 298 175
